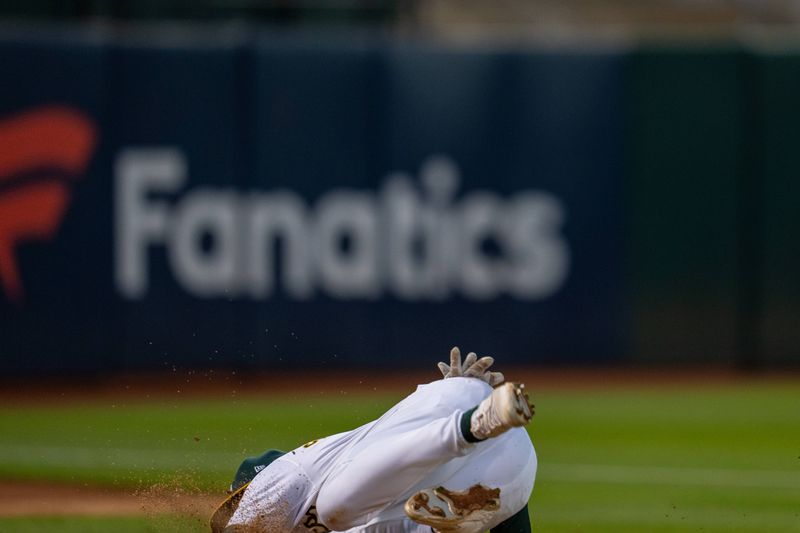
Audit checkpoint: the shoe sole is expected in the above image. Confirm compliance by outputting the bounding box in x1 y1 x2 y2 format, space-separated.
404 484 501 532
209 482 250 533
509 382 533 424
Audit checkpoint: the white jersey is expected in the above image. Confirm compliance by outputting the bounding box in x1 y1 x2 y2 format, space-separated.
229 378 537 533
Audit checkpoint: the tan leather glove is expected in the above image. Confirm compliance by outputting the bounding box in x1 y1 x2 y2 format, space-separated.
437 346 505 386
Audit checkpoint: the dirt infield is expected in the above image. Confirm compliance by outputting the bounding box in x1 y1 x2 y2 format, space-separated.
0 480 220 517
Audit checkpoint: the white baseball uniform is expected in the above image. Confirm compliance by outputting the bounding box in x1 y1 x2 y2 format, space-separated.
228 377 537 533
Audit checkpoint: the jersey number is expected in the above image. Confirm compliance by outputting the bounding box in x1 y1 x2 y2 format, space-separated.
301 505 331 533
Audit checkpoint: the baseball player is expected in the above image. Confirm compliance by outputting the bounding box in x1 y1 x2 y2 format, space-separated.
211 348 536 533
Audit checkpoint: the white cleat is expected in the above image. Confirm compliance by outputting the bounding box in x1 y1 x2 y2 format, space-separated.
404 484 501 533
470 382 533 440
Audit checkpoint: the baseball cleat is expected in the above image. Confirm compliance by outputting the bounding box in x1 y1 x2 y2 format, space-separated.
209 482 250 533
470 382 533 440
404 484 501 533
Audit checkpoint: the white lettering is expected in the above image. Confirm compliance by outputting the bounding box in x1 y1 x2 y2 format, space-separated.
115 148 185 299
114 152 570 301
245 191 311 299
505 192 570 299
315 192 379 298
458 193 504 299
168 190 240 297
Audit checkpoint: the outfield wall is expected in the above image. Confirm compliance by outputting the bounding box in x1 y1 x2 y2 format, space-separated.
0 27 797 372
627 48 743 363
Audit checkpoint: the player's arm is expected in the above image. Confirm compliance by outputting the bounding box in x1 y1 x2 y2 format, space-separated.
490 504 531 533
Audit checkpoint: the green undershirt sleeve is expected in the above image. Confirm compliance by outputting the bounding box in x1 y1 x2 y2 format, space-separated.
460 407 482 443
489 504 531 533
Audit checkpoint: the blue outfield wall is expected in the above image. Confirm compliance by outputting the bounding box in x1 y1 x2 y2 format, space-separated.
0 29 627 372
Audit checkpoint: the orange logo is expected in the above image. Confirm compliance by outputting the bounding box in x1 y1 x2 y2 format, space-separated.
0 106 97 303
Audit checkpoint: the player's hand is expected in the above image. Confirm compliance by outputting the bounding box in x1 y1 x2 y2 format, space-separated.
437 347 505 386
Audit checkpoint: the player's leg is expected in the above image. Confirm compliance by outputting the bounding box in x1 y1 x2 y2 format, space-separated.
225 457 313 532
222 378 489 532
316 377 490 529
317 410 467 530
316 379 533 531
405 426 537 532
332 428 536 533
334 518 432 533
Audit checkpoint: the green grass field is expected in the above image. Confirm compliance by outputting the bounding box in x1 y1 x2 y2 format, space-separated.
1 379 798 532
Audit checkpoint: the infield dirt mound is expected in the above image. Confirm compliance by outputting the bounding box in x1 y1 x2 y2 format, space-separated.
0 480 220 518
